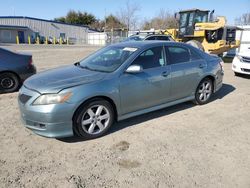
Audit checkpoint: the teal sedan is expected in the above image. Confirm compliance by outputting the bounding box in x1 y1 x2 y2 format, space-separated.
18 41 224 139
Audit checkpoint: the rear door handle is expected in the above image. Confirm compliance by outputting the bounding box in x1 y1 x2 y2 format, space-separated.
162 71 169 77
199 64 205 68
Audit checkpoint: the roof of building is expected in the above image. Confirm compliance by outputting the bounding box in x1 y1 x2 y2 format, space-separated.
0 16 91 29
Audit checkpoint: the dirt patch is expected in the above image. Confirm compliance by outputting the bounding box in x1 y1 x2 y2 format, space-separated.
118 159 141 169
112 141 130 151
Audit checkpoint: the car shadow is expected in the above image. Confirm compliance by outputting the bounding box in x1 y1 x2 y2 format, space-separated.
57 83 235 143
235 74 250 79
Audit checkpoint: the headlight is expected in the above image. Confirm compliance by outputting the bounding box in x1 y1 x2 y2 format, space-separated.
33 92 72 105
236 55 243 62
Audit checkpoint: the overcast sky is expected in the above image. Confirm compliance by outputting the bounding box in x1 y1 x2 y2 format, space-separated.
0 0 250 25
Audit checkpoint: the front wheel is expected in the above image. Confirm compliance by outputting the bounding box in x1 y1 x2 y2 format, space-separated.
194 78 213 105
0 72 20 93
73 99 115 139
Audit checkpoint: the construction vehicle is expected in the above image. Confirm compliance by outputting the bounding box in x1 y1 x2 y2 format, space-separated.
164 9 240 54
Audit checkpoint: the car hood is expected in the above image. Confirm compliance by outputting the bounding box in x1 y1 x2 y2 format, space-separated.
24 65 107 94
238 49 250 57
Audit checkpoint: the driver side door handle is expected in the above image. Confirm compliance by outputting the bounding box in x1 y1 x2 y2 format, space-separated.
199 64 205 69
162 71 169 77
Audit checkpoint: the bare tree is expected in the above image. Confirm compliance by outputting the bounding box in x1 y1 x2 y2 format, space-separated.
142 9 178 30
117 0 140 30
235 13 250 25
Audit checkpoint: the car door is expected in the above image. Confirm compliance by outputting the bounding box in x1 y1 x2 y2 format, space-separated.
119 46 171 115
165 45 206 100
0 48 11 71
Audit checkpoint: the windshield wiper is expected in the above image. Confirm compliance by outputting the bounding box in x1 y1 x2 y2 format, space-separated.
74 62 91 70
74 62 108 72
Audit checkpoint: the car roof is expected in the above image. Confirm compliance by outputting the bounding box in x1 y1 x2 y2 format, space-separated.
131 33 171 37
111 41 191 49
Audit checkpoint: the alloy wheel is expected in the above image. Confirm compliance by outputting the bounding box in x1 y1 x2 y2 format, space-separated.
198 81 212 102
81 105 110 135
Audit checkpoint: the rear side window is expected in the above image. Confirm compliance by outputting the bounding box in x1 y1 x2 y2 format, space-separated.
190 49 202 60
167 46 190 64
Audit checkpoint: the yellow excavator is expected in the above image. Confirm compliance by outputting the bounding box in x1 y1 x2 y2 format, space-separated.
164 9 240 54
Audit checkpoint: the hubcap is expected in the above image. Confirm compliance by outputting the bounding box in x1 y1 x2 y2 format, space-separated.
198 81 212 102
0 77 14 89
81 105 110 135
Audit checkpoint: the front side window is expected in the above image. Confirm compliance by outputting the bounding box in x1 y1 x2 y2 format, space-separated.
132 46 165 69
180 13 188 28
167 46 190 64
79 46 137 72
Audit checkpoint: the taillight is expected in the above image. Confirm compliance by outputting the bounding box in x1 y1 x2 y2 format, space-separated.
29 57 33 65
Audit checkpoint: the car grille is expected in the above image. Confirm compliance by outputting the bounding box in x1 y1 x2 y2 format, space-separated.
242 56 250 63
19 94 32 104
241 68 250 73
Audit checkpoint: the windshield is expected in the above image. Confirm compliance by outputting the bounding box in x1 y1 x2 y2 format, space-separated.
123 35 145 42
79 46 138 72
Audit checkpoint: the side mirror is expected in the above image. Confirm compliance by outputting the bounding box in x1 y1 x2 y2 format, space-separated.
125 65 143 73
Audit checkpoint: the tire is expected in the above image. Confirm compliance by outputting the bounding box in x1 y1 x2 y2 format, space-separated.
186 40 205 52
73 99 115 139
0 72 20 93
194 78 213 105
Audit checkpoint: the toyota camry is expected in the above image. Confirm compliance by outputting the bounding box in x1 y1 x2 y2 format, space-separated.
18 41 224 139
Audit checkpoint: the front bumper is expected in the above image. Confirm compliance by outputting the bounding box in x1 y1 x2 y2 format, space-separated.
232 57 250 75
214 69 224 93
18 86 75 138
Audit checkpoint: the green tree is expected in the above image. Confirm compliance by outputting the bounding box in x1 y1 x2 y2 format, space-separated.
105 14 125 29
54 17 66 23
54 10 96 26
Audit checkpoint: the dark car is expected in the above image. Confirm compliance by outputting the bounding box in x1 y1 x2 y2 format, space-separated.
0 47 36 93
123 34 174 42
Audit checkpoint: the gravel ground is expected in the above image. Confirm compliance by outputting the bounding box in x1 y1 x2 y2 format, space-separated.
0 44 250 188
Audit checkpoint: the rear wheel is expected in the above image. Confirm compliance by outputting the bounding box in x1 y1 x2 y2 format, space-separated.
194 78 213 105
186 40 205 52
0 72 20 93
73 99 115 139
